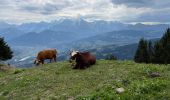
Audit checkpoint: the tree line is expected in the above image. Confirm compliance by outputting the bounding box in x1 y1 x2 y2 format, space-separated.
134 28 170 64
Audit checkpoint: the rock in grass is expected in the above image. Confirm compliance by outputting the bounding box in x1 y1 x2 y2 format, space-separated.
67 96 74 100
149 72 161 78
115 87 125 93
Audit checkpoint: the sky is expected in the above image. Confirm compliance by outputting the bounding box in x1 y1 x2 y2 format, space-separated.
0 0 170 24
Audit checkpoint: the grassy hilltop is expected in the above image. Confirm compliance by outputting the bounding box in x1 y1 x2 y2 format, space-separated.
0 60 170 100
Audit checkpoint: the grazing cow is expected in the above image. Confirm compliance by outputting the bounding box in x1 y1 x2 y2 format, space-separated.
70 50 96 69
34 49 57 65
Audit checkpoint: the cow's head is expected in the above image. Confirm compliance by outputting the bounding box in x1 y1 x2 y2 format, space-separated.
34 59 41 65
69 50 79 62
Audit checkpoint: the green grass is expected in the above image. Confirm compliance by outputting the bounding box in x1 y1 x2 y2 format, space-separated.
0 60 170 100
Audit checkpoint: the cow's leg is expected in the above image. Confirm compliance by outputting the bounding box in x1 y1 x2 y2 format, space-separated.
81 62 89 69
81 66 86 69
41 60 44 64
52 55 57 62
83 61 89 68
73 63 79 69
79 63 85 69
54 56 57 62
83 63 89 69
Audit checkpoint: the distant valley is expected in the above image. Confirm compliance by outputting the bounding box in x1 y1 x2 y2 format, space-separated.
0 19 169 67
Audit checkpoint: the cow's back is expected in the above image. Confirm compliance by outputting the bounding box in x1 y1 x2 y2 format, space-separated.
37 49 57 60
80 52 96 65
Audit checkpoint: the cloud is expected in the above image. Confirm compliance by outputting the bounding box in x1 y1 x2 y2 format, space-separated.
137 8 170 22
111 0 170 8
0 0 170 24
111 0 152 7
19 0 73 15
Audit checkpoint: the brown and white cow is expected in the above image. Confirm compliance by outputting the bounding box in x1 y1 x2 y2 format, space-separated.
70 50 96 69
34 49 57 65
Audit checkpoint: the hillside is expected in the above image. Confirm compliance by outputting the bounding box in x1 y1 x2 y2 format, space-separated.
0 60 170 100
89 38 160 60
59 30 162 50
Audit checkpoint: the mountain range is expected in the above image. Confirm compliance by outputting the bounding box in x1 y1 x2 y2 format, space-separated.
0 19 169 67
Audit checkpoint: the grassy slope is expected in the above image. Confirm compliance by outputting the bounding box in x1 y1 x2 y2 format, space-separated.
0 60 170 100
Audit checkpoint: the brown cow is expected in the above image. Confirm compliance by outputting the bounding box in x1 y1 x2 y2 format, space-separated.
34 49 57 65
70 50 96 69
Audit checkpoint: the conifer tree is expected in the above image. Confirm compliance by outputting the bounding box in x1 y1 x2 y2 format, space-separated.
148 41 154 63
154 28 170 64
153 42 164 64
134 38 149 63
0 37 13 61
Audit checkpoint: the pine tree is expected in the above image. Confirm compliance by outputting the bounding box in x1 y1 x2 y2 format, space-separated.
148 41 154 63
0 37 13 61
134 38 149 63
153 42 164 64
161 28 170 64
153 28 170 64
